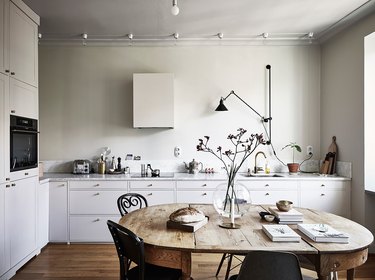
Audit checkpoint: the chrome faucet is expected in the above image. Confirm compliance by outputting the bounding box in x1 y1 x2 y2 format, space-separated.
254 151 266 173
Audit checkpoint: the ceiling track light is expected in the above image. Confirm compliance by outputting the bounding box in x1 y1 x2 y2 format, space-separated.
217 32 224 39
308 32 314 38
38 33 42 39
127 33 133 40
262 32 269 39
173 32 179 39
171 0 179 16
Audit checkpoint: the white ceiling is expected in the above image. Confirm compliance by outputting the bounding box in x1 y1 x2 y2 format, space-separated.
23 0 375 44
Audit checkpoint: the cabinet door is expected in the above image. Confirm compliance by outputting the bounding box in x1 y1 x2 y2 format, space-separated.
0 0 9 75
37 181 49 249
9 2 38 87
135 190 174 206
0 183 9 276
5 176 37 267
250 190 298 205
0 73 10 183
9 77 38 118
49 181 68 242
176 190 214 204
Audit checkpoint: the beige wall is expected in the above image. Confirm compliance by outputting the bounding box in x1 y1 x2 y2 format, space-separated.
321 12 375 236
39 45 320 170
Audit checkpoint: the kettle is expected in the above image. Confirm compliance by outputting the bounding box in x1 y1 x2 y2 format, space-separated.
184 159 203 174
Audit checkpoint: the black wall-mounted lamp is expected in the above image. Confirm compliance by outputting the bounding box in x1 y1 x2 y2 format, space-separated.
215 65 272 145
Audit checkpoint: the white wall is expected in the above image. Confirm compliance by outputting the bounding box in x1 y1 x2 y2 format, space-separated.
39 45 320 171
321 12 375 235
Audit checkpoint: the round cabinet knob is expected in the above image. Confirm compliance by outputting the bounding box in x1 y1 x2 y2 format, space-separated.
6 178 10 181
265 184 269 187
10 72 15 75
202 184 207 187
93 218 100 222
11 183 16 187
265 192 270 196
320 193 325 196
10 110 15 114
147 193 153 196
5 69 9 73
5 185 10 188
321 184 325 187
148 184 153 187
94 192 100 196
95 183 100 187
202 192 207 196
25 172 29 176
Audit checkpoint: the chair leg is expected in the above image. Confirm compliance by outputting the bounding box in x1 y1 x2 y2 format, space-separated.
330 271 338 280
224 254 234 280
216 253 227 277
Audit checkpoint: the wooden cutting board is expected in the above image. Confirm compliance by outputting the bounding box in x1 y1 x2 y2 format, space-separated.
327 136 337 174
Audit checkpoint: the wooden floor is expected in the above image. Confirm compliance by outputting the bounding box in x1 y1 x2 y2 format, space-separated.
11 244 375 280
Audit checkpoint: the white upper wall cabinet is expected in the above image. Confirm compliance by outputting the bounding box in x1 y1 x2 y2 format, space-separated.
133 73 174 128
0 0 9 75
9 1 38 87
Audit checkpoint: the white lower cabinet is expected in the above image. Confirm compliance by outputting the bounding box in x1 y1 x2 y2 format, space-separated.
37 180 49 249
129 180 175 206
5 176 37 267
0 183 9 277
176 180 222 203
300 180 350 218
68 180 127 242
49 181 68 242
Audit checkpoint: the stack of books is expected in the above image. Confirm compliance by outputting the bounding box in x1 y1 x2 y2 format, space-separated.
262 224 301 242
268 206 303 224
297 223 349 243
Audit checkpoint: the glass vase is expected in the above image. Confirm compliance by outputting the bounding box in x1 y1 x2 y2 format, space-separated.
213 178 251 228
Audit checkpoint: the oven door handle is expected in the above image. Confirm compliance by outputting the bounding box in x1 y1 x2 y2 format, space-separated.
11 129 40 134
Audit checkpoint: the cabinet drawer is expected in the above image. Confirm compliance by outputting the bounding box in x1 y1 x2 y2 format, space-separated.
177 180 225 189
134 190 174 206
176 190 214 204
300 180 349 190
69 180 126 190
250 190 298 205
129 180 175 189
242 180 298 190
70 190 125 214
70 215 119 242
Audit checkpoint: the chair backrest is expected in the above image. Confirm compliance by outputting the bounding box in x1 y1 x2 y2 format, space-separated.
107 220 145 280
235 251 303 280
117 193 148 216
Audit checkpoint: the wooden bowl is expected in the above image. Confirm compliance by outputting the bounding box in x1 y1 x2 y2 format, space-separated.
276 200 293 212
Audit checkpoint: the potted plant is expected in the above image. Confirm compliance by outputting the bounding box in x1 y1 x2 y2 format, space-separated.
282 142 302 173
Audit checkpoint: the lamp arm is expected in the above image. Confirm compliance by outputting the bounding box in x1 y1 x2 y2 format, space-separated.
223 90 263 120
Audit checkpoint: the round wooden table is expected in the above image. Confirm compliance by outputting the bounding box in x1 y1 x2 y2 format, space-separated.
119 203 373 280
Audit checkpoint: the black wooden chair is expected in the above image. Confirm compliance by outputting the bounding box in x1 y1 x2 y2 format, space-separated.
117 193 148 216
107 220 182 280
228 251 303 280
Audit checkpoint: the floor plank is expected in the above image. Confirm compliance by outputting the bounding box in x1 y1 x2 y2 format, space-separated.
11 244 375 279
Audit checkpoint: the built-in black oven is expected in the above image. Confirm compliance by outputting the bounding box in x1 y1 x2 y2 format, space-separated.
10 115 38 172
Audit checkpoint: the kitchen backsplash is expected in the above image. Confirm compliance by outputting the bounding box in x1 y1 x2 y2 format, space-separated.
41 159 352 178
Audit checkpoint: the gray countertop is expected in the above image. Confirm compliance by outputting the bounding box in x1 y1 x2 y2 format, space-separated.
40 172 351 182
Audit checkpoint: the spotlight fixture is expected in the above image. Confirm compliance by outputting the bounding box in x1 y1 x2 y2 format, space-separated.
38 33 42 39
171 0 179 15
82 33 88 46
217 32 224 39
308 32 314 38
127 33 133 40
173 32 179 39
262 32 269 39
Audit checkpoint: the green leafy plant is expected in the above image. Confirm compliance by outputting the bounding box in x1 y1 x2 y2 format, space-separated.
282 142 302 163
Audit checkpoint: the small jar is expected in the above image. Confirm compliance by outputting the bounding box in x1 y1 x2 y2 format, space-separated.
98 161 106 174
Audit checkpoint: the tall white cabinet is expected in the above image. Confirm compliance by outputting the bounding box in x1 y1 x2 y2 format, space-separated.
0 1 39 279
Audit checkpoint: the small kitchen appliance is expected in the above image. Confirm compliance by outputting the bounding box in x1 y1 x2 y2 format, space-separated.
73 160 90 174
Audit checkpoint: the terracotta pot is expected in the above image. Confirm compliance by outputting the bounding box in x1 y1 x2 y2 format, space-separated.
287 163 299 173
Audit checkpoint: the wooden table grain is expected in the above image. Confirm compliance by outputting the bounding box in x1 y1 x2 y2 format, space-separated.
119 204 373 280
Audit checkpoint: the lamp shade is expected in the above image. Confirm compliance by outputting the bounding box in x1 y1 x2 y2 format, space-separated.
215 98 228 111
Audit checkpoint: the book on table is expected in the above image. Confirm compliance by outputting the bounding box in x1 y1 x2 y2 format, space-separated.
268 206 303 224
297 223 349 243
262 224 301 242
166 217 208 232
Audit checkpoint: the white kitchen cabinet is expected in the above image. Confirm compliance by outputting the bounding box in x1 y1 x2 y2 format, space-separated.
241 180 299 206
9 1 38 87
0 0 9 75
176 180 223 204
37 180 49 249
9 77 38 118
133 73 174 128
68 180 126 242
129 180 175 206
5 176 37 267
300 180 350 218
0 73 10 184
0 183 9 277
49 181 68 242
